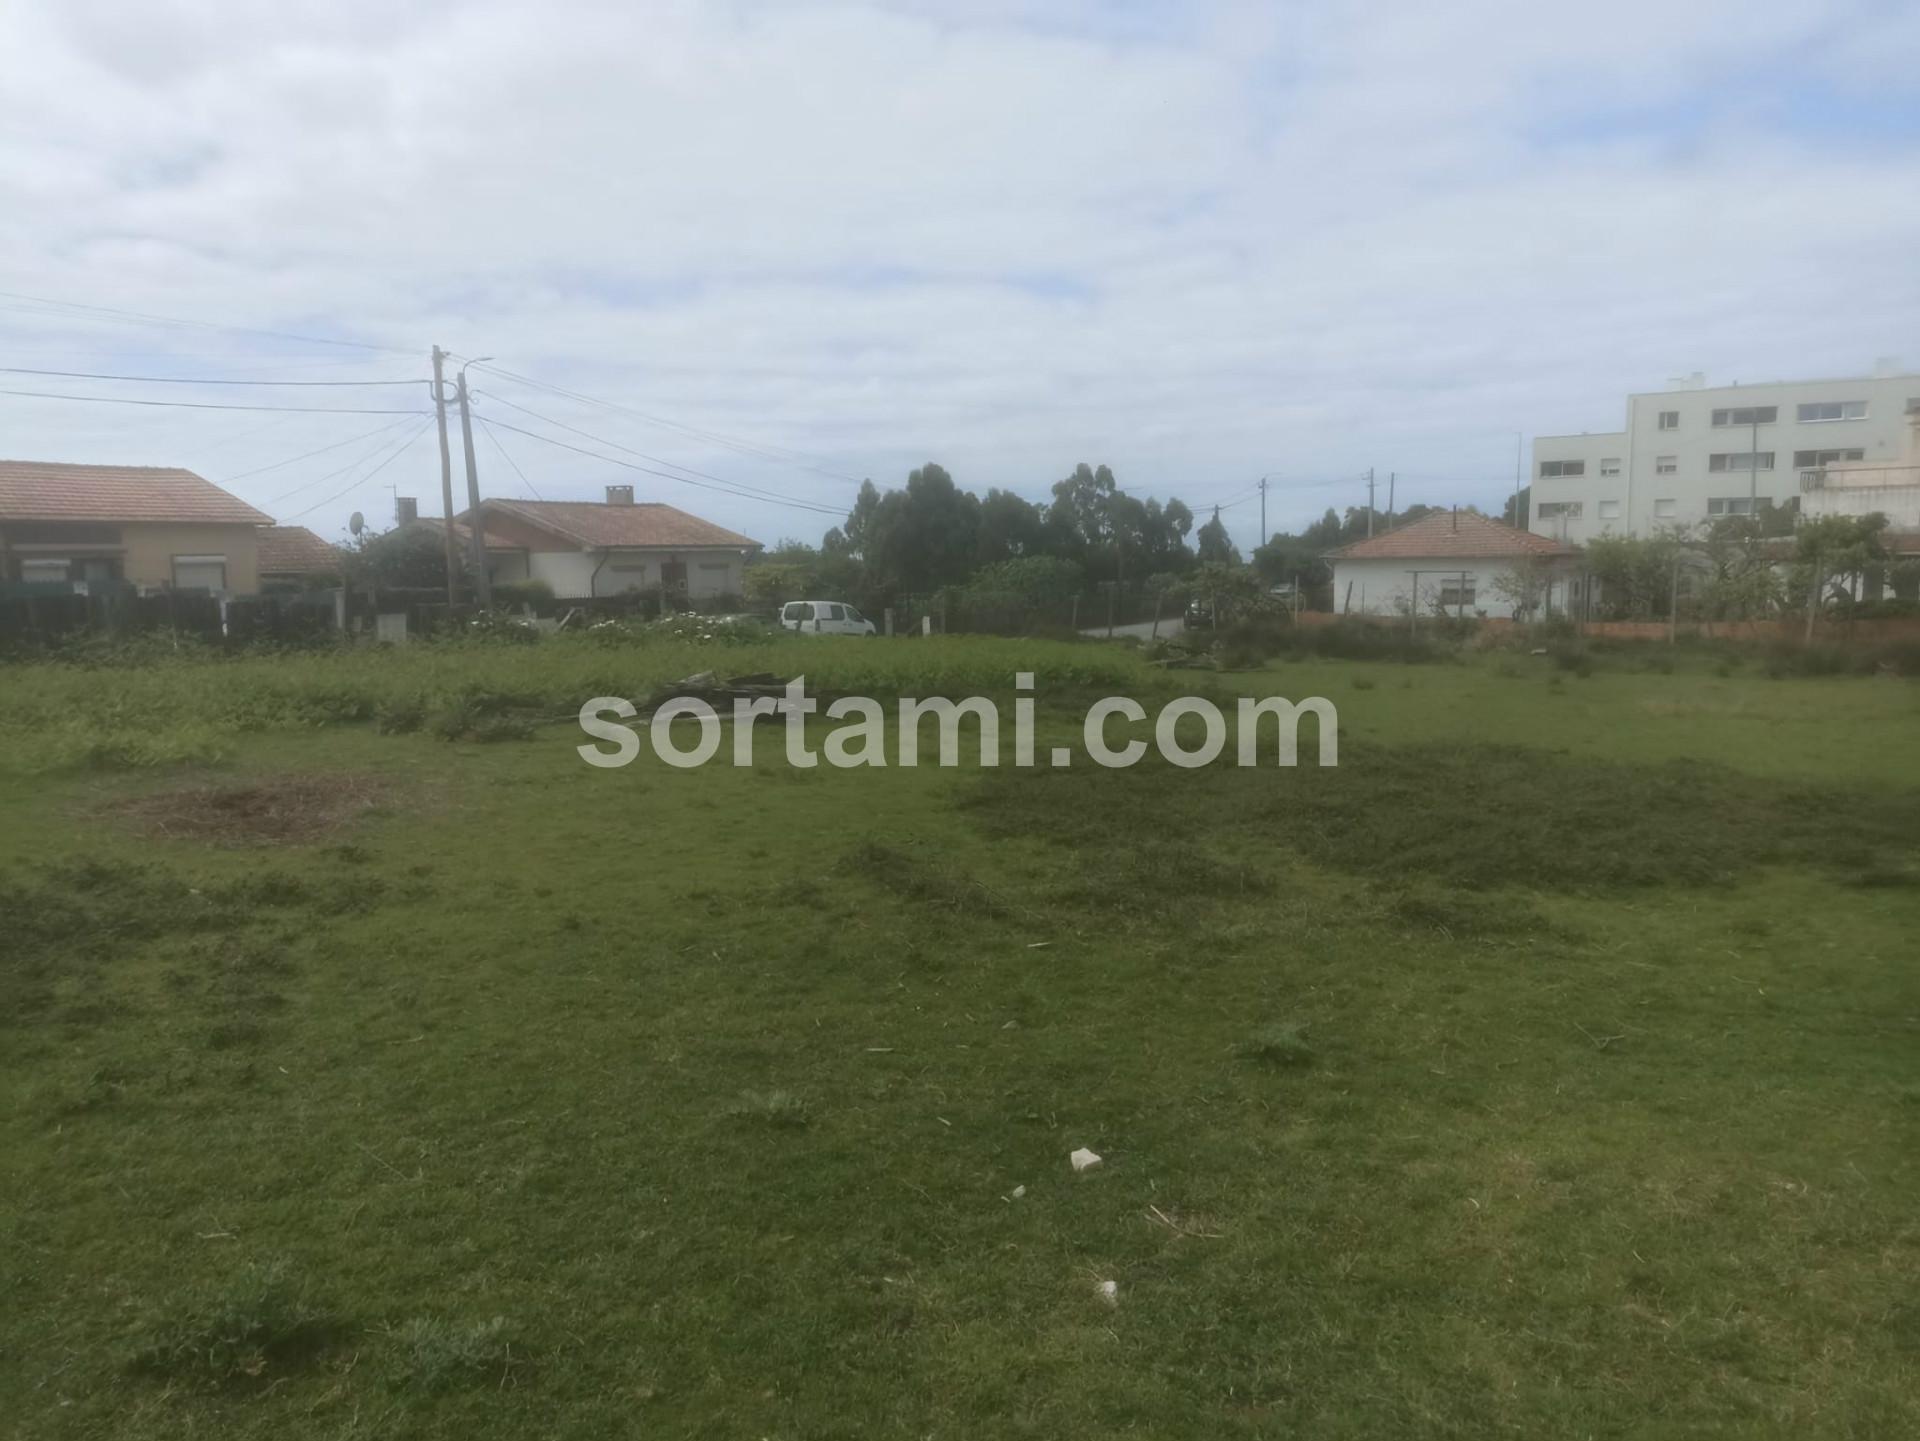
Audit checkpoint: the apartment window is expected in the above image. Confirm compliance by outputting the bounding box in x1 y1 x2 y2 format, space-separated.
1710 405 1777 426
1598 500 1621 520
1538 459 1584 478
1653 498 1677 518
1537 501 1584 519
170 555 227 590
1599 457 1621 477
1655 455 1678 474
1793 448 1865 468
1437 580 1475 607
1707 497 1765 517
1708 451 1775 472
1657 410 1680 430
1797 400 1867 423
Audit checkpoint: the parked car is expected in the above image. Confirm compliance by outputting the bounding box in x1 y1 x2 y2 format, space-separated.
779 600 877 636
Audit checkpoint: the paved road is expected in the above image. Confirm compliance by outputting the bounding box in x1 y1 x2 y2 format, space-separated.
1081 617 1186 642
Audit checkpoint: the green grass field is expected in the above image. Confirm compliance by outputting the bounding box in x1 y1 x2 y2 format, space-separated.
3 637 1918 1437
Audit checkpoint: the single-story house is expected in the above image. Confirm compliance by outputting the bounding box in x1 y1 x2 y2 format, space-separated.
0 459 272 594
1330 509 1577 620
456 486 761 600
257 525 343 588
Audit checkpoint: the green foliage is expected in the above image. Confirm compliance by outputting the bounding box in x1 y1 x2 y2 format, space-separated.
343 524 465 590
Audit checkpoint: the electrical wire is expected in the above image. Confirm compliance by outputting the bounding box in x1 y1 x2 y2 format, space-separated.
0 289 415 356
0 385 428 415
284 419 436 520
220 417 423 484
0 365 424 387
474 416 545 501
264 419 434 507
473 388 845 513
473 413 846 516
461 359 865 485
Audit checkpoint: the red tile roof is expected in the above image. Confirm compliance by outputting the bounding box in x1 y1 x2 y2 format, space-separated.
1333 510 1571 560
407 515 521 550
257 525 342 575
0 460 272 525
472 498 760 550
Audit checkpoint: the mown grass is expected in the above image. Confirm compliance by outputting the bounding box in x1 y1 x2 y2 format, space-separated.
1 638 1917 1437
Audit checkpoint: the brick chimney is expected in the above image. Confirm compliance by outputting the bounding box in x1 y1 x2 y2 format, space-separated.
605 484 634 506
395 496 418 523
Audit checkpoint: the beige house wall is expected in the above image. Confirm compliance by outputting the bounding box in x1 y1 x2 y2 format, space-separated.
119 523 262 592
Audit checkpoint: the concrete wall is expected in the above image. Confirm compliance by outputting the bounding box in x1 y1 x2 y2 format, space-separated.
1533 373 1920 541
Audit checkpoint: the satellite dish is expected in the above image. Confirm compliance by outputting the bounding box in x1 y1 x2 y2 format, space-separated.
349 511 365 536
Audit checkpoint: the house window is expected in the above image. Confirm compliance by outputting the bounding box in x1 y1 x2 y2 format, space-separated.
1538 459 1584 477
1599 458 1621 477
1437 581 1475 607
170 555 227 591
20 558 72 584
1793 448 1865 468
1654 498 1677 518
1710 405 1777 426
1707 497 1764 517
1599 500 1622 520
1537 501 1583 519
1797 400 1867 423
1658 410 1680 430
1708 452 1775 472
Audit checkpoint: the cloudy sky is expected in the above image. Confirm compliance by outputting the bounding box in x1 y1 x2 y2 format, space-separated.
4 0 1919 550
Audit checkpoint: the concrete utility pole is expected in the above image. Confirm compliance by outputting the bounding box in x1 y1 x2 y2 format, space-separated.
429 346 460 607
454 364 493 608
1258 475 1267 547
1386 472 1396 530
1366 468 1376 537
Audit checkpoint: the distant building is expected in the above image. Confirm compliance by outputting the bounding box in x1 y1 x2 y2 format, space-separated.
455 486 761 600
0 460 271 594
1330 510 1576 619
1531 368 1920 544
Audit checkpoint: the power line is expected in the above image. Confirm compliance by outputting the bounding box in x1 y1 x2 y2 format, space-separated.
473 388 845 513
0 365 424 387
473 413 846 516
0 289 415 356
462 359 866 485
474 416 545 501
221 417 423 484
284 419 436 521
264 419 433 506
0 385 428 415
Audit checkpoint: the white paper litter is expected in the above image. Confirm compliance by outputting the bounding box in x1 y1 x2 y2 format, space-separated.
1070 1147 1102 1173
1096 1279 1119 1305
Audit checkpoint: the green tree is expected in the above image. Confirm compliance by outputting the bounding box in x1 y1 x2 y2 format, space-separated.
1195 508 1240 565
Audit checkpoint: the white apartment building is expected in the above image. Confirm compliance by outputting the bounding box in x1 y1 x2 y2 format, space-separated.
1530 368 1920 545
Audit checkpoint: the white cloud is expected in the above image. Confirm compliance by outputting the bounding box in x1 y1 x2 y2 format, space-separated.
1 0 1916 547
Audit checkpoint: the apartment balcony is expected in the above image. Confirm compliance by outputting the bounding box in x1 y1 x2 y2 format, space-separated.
1800 463 1920 492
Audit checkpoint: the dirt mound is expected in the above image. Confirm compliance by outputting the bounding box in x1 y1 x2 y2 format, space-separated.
109 773 395 846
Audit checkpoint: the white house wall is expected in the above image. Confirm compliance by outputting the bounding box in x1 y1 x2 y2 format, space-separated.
1331 558 1541 620
523 548 746 600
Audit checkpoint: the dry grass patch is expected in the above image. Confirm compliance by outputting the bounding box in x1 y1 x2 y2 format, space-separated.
106 772 398 846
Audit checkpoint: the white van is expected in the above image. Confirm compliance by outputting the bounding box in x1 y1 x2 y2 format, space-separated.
779 600 877 636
